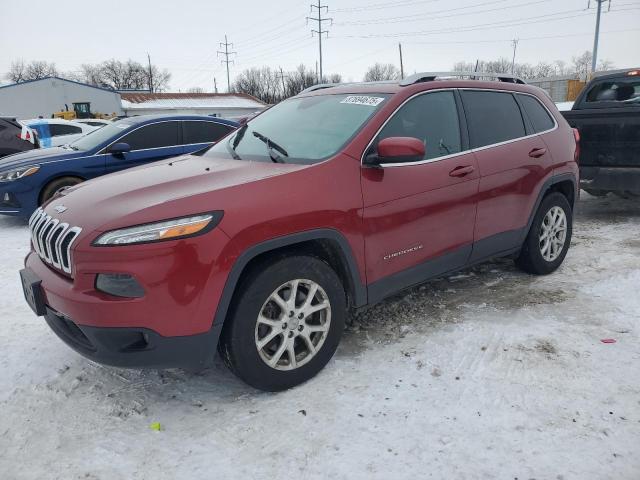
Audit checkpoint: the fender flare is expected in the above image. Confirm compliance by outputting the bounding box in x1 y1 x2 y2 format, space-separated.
208 228 367 347
523 172 578 239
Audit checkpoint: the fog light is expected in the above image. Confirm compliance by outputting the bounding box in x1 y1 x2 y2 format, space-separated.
96 273 145 298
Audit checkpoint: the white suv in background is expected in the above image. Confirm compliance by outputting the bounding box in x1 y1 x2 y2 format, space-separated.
20 119 97 148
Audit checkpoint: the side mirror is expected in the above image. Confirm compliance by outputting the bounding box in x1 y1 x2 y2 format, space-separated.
110 142 131 156
371 137 425 165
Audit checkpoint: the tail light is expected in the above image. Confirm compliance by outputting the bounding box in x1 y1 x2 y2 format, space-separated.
572 128 580 163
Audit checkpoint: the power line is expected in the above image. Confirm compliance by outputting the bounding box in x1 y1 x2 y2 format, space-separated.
217 34 237 92
334 6 639 38
307 1 332 82
333 0 440 13
334 0 548 26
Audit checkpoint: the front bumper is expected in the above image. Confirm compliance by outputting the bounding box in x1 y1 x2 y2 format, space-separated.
44 306 219 369
580 166 640 194
24 224 232 368
0 181 37 217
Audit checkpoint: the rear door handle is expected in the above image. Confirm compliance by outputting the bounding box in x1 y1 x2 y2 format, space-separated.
528 147 547 158
449 165 475 177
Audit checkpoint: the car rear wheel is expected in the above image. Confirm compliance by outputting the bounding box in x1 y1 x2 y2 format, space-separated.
39 177 83 206
515 192 572 275
219 255 346 391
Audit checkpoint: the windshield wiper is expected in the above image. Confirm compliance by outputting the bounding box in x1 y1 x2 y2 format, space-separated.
252 131 288 163
225 124 248 160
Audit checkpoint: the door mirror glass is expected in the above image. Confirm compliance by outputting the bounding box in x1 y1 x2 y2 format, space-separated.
110 142 131 156
373 137 425 164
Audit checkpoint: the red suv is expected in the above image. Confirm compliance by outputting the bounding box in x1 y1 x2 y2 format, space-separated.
20 73 579 391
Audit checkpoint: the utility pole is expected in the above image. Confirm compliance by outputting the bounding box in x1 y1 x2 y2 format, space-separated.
214 77 218 94
307 1 332 83
217 34 237 92
590 0 611 73
278 66 288 93
398 43 404 80
147 53 153 93
511 39 519 74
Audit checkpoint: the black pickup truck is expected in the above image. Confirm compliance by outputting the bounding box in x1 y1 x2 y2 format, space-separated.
561 69 640 198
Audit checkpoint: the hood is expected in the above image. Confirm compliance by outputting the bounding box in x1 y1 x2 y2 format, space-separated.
0 147 88 171
45 153 308 233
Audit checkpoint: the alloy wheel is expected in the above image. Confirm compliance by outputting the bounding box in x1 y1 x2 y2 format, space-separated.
254 279 331 371
539 206 567 262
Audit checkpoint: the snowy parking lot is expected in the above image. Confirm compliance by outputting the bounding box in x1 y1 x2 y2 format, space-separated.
0 193 639 480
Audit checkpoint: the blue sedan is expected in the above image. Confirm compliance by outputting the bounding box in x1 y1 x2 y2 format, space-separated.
0 115 238 218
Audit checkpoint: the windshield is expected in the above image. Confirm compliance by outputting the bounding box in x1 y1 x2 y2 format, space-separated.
69 121 133 151
204 93 389 164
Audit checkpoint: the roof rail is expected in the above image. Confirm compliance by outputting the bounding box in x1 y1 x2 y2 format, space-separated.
399 71 526 86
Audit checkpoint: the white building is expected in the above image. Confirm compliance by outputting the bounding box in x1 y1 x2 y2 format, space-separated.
120 92 266 119
0 76 123 119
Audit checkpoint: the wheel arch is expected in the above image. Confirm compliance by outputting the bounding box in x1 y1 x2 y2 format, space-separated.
38 174 86 205
209 229 367 346
526 173 577 229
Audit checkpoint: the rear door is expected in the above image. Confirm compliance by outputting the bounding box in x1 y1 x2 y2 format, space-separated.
361 90 479 299
104 121 183 174
182 120 235 154
460 90 554 261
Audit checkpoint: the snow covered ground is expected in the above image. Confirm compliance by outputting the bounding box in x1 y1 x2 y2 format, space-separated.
1 193 639 480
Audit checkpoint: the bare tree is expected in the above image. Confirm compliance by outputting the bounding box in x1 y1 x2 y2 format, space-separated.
363 63 400 82
233 64 335 103
6 59 26 83
67 59 171 91
5 59 57 83
187 87 205 93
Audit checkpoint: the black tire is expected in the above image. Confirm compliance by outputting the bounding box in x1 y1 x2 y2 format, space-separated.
515 192 573 275
219 255 346 391
39 177 83 205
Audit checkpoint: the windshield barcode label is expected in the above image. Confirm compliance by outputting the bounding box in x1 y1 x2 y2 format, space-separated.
340 96 385 107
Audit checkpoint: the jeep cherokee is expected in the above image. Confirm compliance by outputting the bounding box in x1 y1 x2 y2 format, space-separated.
20 72 579 391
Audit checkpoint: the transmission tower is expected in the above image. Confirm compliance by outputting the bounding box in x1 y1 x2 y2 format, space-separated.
217 34 237 92
307 1 332 83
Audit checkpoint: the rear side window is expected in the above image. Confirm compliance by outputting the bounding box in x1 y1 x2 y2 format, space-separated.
461 91 526 148
376 91 462 161
183 121 233 144
49 124 83 136
119 122 180 150
585 79 640 105
517 94 555 133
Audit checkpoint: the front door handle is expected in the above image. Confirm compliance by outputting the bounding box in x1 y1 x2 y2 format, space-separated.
449 165 475 177
528 147 547 158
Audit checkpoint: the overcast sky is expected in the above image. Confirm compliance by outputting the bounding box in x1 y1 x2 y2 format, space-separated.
1 0 638 91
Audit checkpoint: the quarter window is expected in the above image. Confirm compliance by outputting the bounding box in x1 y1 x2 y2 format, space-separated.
517 94 555 133
376 91 462 161
461 91 526 148
118 122 180 151
183 121 233 144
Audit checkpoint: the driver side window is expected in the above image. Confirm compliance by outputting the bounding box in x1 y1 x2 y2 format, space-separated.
376 91 462 161
118 122 180 151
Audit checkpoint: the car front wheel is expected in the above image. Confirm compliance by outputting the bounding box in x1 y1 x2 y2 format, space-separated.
219 255 346 391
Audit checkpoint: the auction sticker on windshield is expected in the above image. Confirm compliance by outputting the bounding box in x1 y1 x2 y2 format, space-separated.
340 96 385 107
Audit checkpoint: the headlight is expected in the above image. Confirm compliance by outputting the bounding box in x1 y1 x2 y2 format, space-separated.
93 212 223 246
0 165 40 182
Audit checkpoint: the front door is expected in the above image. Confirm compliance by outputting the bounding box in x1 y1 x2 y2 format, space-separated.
105 121 184 175
361 90 479 301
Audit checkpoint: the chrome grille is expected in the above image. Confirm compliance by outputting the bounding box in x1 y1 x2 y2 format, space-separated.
29 207 82 275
